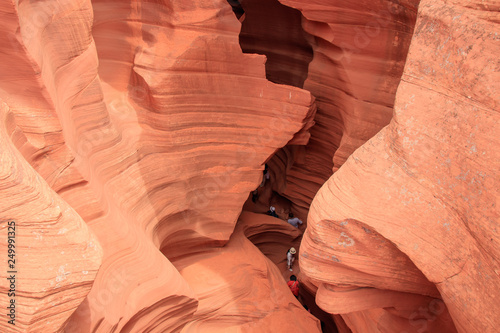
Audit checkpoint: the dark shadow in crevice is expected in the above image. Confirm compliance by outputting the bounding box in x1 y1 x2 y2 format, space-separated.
226 0 245 20
227 0 313 88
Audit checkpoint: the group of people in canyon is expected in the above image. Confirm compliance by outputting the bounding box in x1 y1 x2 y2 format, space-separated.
266 207 303 227
251 165 305 302
253 164 304 227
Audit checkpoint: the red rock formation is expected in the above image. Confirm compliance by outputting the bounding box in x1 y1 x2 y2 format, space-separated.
174 211 320 332
0 104 103 332
0 1 103 331
237 211 343 332
299 0 499 332
1 0 498 331
272 0 420 219
238 0 314 88
0 0 317 331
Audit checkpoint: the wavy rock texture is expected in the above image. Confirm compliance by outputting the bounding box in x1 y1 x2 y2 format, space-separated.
1 0 498 332
237 211 342 332
0 103 103 333
174 211 320 332
300 0 499 332
0 0 317 331
270 0 420 219
0 2 104 332
239 211 302 269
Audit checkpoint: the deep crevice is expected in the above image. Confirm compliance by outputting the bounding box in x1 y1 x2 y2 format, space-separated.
226 2 339 331
228 0 314 88
226 0 245 20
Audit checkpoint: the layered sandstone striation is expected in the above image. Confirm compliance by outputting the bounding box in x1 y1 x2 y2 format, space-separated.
300 0 499 332
0 0 498 332
0 0 317 331
271 0 420 219
0 104 103 332
175 211 319 332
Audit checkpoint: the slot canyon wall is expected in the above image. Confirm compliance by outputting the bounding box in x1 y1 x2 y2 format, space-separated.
269 0 422 219
293 0 499 333
0 1 498 333
0 0 318 331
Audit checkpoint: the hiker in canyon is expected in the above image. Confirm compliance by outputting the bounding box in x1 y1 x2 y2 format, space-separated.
287 247 296 271
251 189 259 203
267 206 279 218
287 213 303 228
259 164 270 187
287 275 300 299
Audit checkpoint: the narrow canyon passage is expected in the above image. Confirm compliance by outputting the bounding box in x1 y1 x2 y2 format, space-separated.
228 0 432 332
227 1 339 329
229 0 468 332
0 0 497 332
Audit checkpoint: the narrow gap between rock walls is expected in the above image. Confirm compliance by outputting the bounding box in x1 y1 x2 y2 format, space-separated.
226 1 338 332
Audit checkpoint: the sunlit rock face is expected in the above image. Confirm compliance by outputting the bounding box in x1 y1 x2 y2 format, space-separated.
299 0 499 332
0 0 498 332
0 0 317 331
265 0 421 221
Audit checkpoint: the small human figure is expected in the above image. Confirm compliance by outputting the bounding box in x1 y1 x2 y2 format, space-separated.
287 213 303 228
259 164 270 187
251 189 259 203
267 206 279 218
287 275 299 299
287 247 296 271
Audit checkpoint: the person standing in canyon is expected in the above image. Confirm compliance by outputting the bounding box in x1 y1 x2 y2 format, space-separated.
267 206 279 218
259 164 270 187
287 213 303 228
287 275 300 299
287 247 296 271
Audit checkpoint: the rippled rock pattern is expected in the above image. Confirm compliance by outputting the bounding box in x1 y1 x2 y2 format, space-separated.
300 0 499 332
0 0 316 331
0 0 498 332
271 0 421 219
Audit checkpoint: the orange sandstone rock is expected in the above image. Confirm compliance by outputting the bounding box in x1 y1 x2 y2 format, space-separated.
0 104 103 332
174 211 320 332
1 0 496 331
273 0 420 219
0 0 316 331
300 0 499 332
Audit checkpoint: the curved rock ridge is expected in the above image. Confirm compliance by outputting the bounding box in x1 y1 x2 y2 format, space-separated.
91 0 316 259
2 0 199 330
271 0 420 218
239 211 303 269
173 211 320 332
1 0 317 331
0 103 103 333
299 276 351 333
301 0 499 332
237 211 343 332
0 1 103 332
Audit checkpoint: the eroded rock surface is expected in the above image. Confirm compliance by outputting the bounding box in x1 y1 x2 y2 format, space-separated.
0 0 497 332
0 0 316 331
271 0 420 219
300 0 499 332
174 211 320 332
